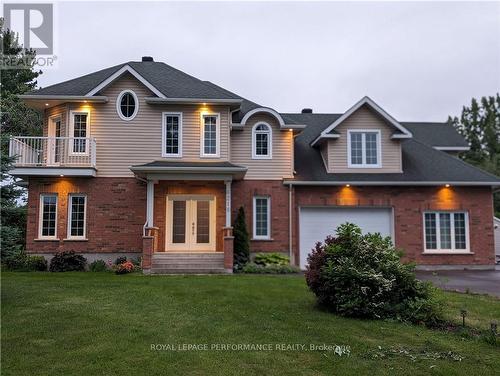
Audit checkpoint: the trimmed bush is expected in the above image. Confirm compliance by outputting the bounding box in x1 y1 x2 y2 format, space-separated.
3 251 47 271
49 251 87 272
305 223 442 325
242 262 300 274
89 259 107 272
25 255 48 271
233 207 250 270
254 252 290 266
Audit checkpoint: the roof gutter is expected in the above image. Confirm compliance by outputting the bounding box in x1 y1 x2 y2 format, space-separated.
145 97 243 105
283 180 500 187
19 95 108 103
130 165 247 174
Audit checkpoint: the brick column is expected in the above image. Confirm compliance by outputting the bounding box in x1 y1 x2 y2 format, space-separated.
223 227 234 273
142 235 153 274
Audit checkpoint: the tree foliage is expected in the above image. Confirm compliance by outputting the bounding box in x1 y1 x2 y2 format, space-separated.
1 19 43 258
233 206 250 270
448 94 500 216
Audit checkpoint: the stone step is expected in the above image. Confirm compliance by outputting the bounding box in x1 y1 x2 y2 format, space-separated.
153 253 223 259
151 268 227 274
152 262 224 268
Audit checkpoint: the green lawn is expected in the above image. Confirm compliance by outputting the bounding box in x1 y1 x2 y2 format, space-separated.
2 272 499 376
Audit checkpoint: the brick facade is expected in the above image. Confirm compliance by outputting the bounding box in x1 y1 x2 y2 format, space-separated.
293 185 495 266
231 180 290 253
152 180 226 252
26 177 495 268
26 177 145 254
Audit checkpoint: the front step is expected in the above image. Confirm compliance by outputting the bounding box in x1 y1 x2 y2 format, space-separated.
151 252 227 274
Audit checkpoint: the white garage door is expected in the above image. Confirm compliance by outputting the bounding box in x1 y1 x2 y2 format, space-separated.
299 207 393 269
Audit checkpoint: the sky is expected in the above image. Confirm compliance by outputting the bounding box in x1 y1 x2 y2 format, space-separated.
23 1 500 121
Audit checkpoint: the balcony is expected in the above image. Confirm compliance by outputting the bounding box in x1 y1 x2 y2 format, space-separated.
8 137 97 177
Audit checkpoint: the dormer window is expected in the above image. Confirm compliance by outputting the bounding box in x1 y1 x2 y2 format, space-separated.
116 90 138 120
252 122 272 159
347 130 381 168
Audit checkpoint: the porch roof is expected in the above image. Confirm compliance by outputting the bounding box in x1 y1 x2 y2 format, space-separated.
130 161 247 180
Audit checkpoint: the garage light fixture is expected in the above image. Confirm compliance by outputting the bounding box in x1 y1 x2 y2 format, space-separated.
445 184 450 188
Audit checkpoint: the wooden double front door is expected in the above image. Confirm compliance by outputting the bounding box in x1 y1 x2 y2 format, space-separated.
166 195 216 252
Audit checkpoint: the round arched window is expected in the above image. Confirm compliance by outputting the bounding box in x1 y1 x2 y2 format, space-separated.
116 90 138 120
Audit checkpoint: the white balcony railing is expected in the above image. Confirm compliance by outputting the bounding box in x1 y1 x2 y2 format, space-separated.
9 137 96 168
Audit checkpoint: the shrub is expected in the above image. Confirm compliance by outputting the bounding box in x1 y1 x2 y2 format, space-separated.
3 251 47 271
115 256 127 265
89 259 107 272
242 262 300 274
114 261 134 274
233 207 250 270
49 251 87 272
254 252 290 266
305 223 442 325
25 255 48 271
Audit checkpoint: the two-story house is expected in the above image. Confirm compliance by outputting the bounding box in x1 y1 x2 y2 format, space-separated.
10 57 500 273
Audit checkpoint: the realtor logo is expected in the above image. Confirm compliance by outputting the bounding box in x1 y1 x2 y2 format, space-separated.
4 3 53 54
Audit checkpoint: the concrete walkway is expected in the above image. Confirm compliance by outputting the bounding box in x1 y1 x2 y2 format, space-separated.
416 270 500 298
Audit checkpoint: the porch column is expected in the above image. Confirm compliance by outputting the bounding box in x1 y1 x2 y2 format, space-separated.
223 180 234 273
143 179 157 274
146 179 154 227
225 180 232 228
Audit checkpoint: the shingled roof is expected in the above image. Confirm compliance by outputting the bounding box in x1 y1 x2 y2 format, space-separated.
30 61 241 100
285 113 499 184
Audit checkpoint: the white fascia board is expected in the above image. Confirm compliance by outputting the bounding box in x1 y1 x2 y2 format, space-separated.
86 65 166 98
145 97 242 105
19 95 108 102
282 180 500 187
434 146 471 151
240 108 285 127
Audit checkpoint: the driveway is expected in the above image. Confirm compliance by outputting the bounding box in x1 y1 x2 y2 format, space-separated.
416 270 500 297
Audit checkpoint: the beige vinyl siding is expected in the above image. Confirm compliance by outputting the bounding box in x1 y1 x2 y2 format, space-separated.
43 104 68 136
231 114 293 180
66 73 230 177
327 106 402 173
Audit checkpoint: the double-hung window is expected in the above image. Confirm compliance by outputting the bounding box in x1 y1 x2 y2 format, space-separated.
39 194 58 239
253 196 271 239
201 114 219 157
252 123 272 159
423 211 469 252
162 112 182 157
70 111 90 154
68 194 87 239
348 130 381 167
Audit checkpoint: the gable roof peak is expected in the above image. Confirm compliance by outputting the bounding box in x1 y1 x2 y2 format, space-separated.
310 96 413 146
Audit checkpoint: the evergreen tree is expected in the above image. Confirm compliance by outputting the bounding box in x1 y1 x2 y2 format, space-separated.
233 206 250 270
448 94 500 216
1 19 43 257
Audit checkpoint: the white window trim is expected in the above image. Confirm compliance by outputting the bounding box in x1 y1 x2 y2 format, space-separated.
69 110 90 156
66 194 87 240
422 211 470 254
347 129 382 168
200 112 221 158
116 90 139 121
38 194 58 240
251 122 272 160
162 112 183 158
253 196 271 240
